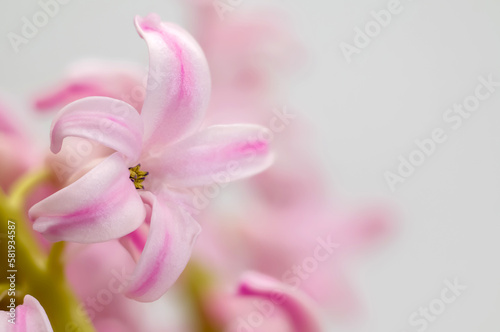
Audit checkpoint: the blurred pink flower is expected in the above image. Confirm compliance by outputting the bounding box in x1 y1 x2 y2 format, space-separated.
0 99 39 192
65 241 179 332
1 295 53 332
186 0 305 126
29 13 273 302
32 59 146 112
196 148 393 315
205 271 322 332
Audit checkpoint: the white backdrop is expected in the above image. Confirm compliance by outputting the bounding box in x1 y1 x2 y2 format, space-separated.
1 0 499 331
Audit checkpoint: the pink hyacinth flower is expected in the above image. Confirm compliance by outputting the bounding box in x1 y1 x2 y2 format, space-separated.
207 271 322 332
29 13 273 302
1 295 53 332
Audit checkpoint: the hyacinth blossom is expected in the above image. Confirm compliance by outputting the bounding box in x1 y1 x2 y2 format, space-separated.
1 295 53 332
28 13 274 302
205 271 322 332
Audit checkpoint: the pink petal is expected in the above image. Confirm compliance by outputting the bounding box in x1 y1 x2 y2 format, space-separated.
1 295 53 332
143 125 274 188
0 98 40 191
134 14 211 147
33 59 146 112
237 272 322 332
0 134 39 191
29 153 146 243
125 191 201 302
0 99 23 136
50 97 144 163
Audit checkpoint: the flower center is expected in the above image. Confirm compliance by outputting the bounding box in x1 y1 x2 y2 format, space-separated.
129 164 149 190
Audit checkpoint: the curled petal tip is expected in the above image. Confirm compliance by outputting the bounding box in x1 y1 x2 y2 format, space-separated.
49 96 144 162
133 12 211 146
134 13 162 35
237 271 322 332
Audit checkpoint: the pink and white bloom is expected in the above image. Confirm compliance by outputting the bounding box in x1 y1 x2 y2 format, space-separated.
29 13 273 302
1 295 53 332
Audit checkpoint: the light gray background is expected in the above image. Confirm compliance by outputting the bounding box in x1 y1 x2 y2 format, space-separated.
1 0 499 331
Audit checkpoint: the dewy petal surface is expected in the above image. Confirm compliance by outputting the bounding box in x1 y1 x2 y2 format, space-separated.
238 272 322 332
30 153 146 243
134 14 211 147
143 124 274 188
125 191 201 302
50 96 144 163
1 295 53 332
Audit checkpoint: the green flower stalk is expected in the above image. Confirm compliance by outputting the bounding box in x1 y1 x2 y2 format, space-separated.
0 169 95 332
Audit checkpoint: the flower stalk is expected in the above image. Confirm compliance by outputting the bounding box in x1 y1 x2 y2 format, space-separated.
0 168 95 332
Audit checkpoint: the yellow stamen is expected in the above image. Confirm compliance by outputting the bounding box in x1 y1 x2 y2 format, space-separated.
129 164 149 190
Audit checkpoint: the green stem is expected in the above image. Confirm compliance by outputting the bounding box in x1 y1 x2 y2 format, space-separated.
184 263 220 332
47 241 66 281
6 168 51 267
0 168 95 332
8 168 51 209
0 283 8 301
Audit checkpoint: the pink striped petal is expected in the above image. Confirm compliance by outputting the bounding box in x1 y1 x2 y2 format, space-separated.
29 153 146 243
125 192 201 302
134 14 211 147
1 295 53 332
143 125 273 188
50 97 144 163
237 272 322 332
33 59 146 112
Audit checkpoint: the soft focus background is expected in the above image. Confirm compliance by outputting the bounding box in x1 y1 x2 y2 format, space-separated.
1 0 500 331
